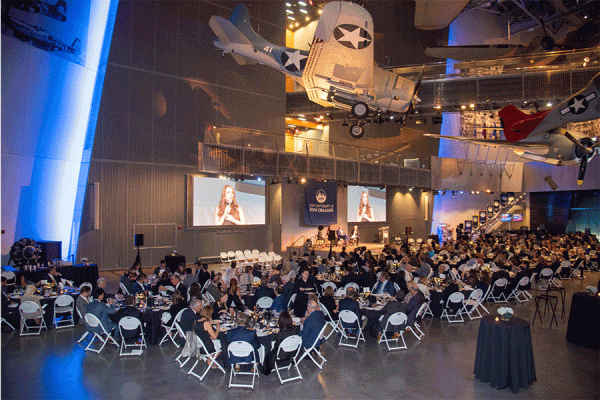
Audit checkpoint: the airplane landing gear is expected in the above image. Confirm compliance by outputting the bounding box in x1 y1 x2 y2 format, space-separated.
350 123 365 138
351 102 369 119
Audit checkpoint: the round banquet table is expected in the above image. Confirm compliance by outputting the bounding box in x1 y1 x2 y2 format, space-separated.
474 315 536 393
566 292 600 349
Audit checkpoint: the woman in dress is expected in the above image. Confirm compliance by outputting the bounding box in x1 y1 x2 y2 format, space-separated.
226 278 245 311
293 268 317 318
195 306 221 359
320 285 338 320
169 290 187 317
357 191 374 222
212 292 231 319
215 185 246 225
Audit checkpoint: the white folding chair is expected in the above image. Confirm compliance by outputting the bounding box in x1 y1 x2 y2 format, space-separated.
378 312 408 351
287 293 297 312
235 250 247 265
480 284 492 314
440 292 465 323
557 261 571 280
79 282 93 292
538 268 553 290
244 250 253 263
507 277 531 302
228 341 259 389
321 281 336 292
187 336 226 381
2 271 16 291
274 335 303 384
119 282 130 296
460 289 484 320
118 316 146 356
202 291 215 305
335 288 346 297
256 296 273 310
488 278 508 303
82 313 118 353
410 302 428 340
19 301 47 336
227 251 236 265
53 294 75 329
159 308 186 347
337 310 365 348
220 252 230 268
344 282 360 292
1 317 15 330
319 302 341 339
201 279 212 293
588 250 599 271
297 324 328 369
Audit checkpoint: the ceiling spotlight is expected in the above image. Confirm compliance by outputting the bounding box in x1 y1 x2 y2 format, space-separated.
318 9 322 14
434 105 441 109
300 178 306 184
257 177 261 181
469 103 475 108
461 105 466 110
409 187 413 192
476 191 480 194
546 102 552 107
295 22 299 27
289 24 294 29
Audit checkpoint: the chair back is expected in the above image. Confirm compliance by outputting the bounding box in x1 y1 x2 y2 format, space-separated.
335 288 346 297
227 251 235 259
322 281 336 291
55 294 74 307
1 271 16 281
119 316 142 332
256 296 273 309
277 335 302 357
517 276 529 288
85 313 102 328
287 293 297 309
19 301 41 315
119 282 130 295
228 341 255 359
494 278 508 288
468 288 483 303
161 311 172 325
80 282 93 291
415 302 428 319
339 310 359 324
447 291 465 306
540 268 553 279
387 311 407 326
344 282 360 292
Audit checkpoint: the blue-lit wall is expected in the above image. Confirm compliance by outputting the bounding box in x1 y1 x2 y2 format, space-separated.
1 1 119 261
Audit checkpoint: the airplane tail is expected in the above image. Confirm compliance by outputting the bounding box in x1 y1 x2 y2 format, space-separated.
498 105 547 142
209 4 271 65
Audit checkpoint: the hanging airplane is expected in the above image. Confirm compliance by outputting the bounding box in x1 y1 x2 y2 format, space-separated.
424 72 600 185
209 1 420 138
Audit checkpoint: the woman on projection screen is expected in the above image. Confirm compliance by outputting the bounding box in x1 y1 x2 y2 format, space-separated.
215 185 246 225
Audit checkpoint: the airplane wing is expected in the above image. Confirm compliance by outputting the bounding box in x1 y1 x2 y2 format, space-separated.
423 133 549 149
425 44 524 61
414 0 471 30
302 1 374 108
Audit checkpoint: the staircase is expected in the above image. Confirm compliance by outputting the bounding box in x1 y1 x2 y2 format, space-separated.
477 194 527 235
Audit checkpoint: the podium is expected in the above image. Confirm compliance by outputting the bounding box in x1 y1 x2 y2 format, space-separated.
378 226 389 244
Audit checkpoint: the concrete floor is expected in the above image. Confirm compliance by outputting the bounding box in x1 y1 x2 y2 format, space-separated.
2 272 599 400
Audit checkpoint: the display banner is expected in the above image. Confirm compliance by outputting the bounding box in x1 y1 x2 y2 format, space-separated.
472 215 479 228
493 200 500 213
500 193 508 207
487 205 494 219
464 220 472 233
304 181 337 225
479 210 487 225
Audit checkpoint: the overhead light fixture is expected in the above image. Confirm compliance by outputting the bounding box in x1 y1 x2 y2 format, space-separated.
286 2 291 6
318 9 322 14
289 24 294 29
434 105 441 109
286 9 293 14
287 16 295 20
461 105 466 110
469 103 475 108
299 9 308 14
257 177 261 181
305 16 310 21
298 1 307 5
409 187 413 192
546 102 552 107
295 22 299 27
300 177 306 183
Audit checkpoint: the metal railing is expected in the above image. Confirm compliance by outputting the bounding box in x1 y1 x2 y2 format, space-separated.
199 124 431 187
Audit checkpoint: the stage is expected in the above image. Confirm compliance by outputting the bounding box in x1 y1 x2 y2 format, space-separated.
286 242 386 259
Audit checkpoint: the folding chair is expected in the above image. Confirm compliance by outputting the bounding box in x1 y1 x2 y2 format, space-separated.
440 292 465 323
588 250 599 271
227 251 236 265
187 336 226 381
344 282 360 293
82 313 118 353
159 308 186 347
2 317 15 330
220 252 230 268
488 278 508 303
321 281 337 292
19 301 47 336
1 271 16 292
558 261 571 280
422 299 434 317
287 293 297 312
319 302 341 339
297 324 328 369
256 296 273 310
378 312 408 351
228 341 259 389
118 316 146 356
119 282 130 296
79 282 93 292
410 302 427 340
538 268 553 290
202 292 215 306
335 288 346 297
337 310 365 348
460 288 485 320
274 335 303 384
53 294 75 329
479 284 492 314
507 277 532 302
244 250 253 263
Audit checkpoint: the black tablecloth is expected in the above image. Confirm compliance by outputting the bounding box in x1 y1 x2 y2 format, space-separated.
566 292 600 349
19 264 99 287
361 307 383 337
143 309 165 345
474 315 536 393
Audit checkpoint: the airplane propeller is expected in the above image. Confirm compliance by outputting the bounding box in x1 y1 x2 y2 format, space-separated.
563 131 600 185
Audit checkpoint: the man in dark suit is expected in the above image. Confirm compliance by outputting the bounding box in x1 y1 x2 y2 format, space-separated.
252 276 275 307
169 274 187 296
226 312 260 366
338 287 362 333
372 272 396 296
339 265 361 289
299 299 326 349
44 266 63 286
153 260 167 277
205 276 222 304
378 290 406 334
197 263 211 289
119 271 135 295
179 298 203 334
131 273 150 295
115 295 144 342
282 275 295 304
86 288 117 336
402 281 426 328
182 268 198 288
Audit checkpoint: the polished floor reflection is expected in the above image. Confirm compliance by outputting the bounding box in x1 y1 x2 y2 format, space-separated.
2 273 598 400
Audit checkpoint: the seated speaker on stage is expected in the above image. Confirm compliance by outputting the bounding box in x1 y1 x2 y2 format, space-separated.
314 225 326 247
336 226 349 246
